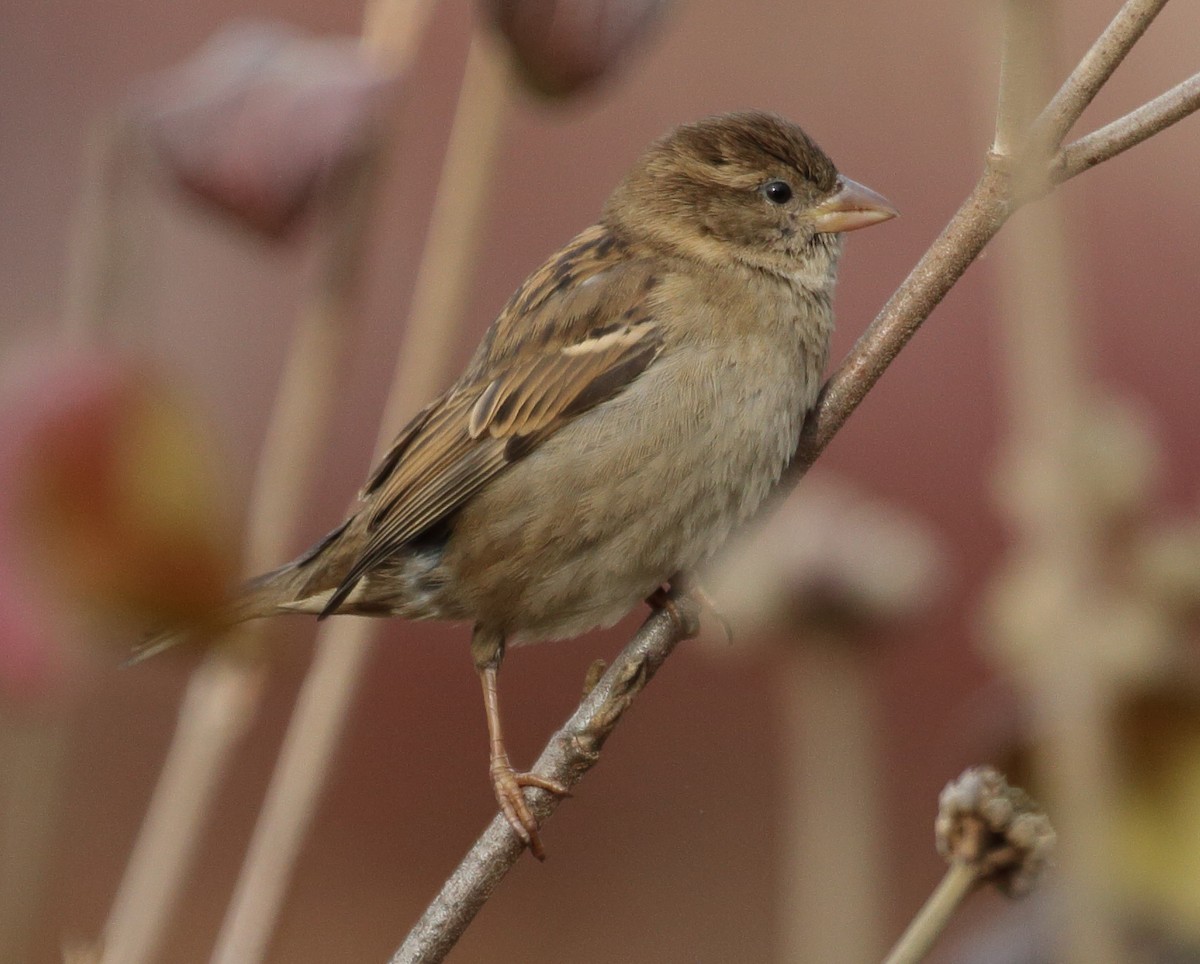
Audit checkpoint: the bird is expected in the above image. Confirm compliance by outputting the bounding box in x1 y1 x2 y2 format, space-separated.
136 111 896 859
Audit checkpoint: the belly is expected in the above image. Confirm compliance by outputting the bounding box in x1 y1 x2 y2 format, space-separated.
439 344 814 643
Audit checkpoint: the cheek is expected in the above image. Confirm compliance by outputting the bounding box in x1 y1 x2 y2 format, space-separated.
701 201 780 246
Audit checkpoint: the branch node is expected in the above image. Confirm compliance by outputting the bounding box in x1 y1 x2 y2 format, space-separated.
567 733 601 763
985 149 1016 175
581 659 607 697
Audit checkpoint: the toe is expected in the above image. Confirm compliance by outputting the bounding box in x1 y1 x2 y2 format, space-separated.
493 767 548 859
514 772 570 797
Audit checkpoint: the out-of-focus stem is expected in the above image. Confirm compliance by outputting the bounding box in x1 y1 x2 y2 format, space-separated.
99 659 266 964
0 716 70 964
101 158 379 964
988 3 1123 963
993 0 1044 156
209 32 512 964
992 192 1125 964
881 861 978 964
778 637 882 964
62 118 147 345
100 33 405 964
362 0 438 69
380 35 512 425
207 619 374 964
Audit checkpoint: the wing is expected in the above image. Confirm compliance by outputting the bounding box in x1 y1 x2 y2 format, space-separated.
318 224 664 616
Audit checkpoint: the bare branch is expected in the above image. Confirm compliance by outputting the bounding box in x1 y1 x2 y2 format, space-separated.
1055 71 1200 180
391 604 695 964
790 166 1011 477
391 3 1198 957
1028 0 1169 153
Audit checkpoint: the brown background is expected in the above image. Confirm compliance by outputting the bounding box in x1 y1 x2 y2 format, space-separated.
3 0 1199 961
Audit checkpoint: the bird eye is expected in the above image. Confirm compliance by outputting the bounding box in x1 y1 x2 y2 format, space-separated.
763 180 793 204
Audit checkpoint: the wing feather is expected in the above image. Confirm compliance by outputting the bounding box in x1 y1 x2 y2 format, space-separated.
318 226 663 617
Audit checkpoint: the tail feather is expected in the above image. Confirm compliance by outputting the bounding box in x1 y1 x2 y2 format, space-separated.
125 559 315 665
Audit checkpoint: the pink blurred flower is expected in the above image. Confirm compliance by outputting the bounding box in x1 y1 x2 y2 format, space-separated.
0 540 64 702
0 348 237 693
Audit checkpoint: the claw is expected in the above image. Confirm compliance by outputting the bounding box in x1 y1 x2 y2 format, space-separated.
491 760 569 860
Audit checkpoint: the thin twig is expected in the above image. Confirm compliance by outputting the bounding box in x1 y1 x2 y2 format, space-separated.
1055 71 1200 180
210 32 512 964
881 862 979 964
1027 0 1170 153
391 604 695 964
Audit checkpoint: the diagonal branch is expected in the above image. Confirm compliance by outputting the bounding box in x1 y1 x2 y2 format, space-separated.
391 604 694 964
1054 71 1200 180
392 168 1025 964
1028 0 1170 153
391 5 1199 960
791 167 1011 474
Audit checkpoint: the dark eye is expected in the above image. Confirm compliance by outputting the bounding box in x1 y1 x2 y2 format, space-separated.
763 180 793 204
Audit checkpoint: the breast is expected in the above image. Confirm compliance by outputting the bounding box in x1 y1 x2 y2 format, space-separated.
444 271 832 643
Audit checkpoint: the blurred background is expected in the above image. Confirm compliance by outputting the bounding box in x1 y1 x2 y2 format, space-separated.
2 0 1199 961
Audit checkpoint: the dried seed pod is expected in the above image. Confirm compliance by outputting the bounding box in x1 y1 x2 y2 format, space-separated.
132 21 398 239
481 0 668 97
936 766 1056 897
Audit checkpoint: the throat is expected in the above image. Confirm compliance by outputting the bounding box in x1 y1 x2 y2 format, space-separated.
785 236 841 299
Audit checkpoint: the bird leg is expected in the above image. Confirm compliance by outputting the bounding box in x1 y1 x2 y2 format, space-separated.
644 573 704 640
473 632 568 860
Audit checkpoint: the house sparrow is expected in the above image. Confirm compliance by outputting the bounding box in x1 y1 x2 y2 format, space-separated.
138 111 896 858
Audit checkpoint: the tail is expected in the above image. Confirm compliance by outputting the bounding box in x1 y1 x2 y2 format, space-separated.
125 560 316 666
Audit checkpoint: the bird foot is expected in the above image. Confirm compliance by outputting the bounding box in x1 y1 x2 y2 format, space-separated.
645 584 701 639
490 758 569 861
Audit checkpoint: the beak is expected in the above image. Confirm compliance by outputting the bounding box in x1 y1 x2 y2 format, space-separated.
811 176 898 234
